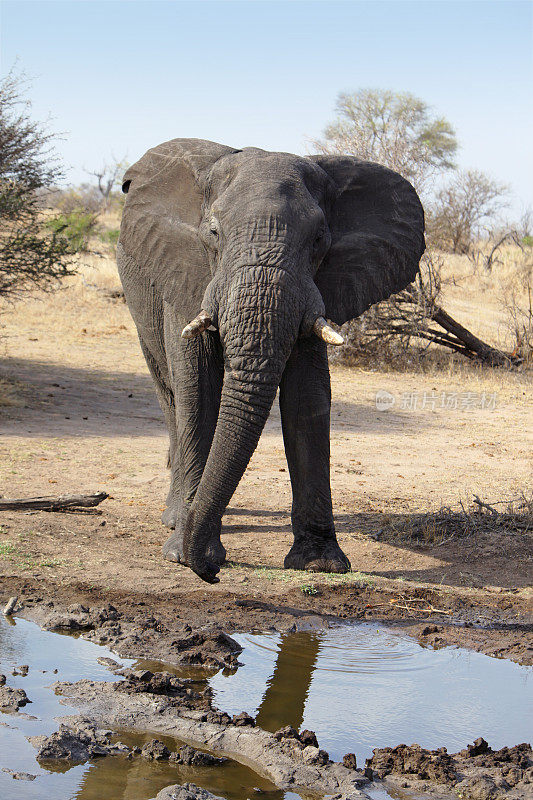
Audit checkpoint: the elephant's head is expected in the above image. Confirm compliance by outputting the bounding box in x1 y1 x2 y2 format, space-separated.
120 139 425 582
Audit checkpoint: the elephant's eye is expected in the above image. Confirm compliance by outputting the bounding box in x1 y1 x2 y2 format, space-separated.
314 227 325 245
209 219 219 237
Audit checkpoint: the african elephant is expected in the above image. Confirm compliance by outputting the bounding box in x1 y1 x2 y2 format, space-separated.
117 139 425 584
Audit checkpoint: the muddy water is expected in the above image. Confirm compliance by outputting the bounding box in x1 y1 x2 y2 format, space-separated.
1 616 532 800
209 624 533 764
0 616 301 800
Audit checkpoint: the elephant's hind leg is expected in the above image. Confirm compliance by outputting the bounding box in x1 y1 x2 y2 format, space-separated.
279 338 351 574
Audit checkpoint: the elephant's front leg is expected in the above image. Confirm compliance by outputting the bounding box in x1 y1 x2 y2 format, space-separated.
279 337 350 573
162 312 225 567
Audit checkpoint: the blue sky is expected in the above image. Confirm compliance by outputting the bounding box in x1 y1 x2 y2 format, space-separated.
1 0 532 213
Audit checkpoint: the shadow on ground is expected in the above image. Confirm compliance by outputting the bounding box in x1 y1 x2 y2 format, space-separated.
0 357 163 438
1 357 433 439
222 507 532 590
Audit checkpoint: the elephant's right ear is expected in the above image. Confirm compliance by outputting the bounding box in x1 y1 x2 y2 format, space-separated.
119 139 238 318
310 155 425 326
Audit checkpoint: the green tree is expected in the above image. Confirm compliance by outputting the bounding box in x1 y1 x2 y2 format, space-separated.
312 88 458 195
0 70 74 298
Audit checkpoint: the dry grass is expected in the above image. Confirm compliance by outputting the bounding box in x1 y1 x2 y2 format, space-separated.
376 493 533 548
439 242 532 352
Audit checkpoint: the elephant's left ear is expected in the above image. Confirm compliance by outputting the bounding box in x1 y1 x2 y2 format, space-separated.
309 155 425 325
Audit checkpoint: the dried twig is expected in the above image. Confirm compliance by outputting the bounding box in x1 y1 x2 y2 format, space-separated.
473 495 499 516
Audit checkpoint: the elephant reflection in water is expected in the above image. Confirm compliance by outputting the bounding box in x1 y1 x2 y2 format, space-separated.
72 633 320 800
256 632 320 733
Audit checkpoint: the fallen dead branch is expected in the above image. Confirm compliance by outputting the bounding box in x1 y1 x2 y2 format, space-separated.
0 492 109 512
472 495 499 515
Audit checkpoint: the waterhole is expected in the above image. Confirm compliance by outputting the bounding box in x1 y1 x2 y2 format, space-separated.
210 625 532 763
0 615 531 800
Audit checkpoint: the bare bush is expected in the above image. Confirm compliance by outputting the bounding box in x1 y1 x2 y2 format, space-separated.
310 88 458 195
86 157 128 211
334 249 520 369
53 183 102 215
501 284 533 364
428 169 510 254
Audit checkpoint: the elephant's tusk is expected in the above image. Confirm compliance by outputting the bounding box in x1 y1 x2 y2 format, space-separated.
181 310 213 339
313 317 344 346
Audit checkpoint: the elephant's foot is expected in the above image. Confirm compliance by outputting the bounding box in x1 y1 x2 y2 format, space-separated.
162 531 226 567
284 537 351 574
161 505 178 529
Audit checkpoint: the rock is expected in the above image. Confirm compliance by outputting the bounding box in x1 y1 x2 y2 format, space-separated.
2 768 36 781
465 737 491 757
300 729 319 748
151 783 226 800
0 685 31 710
31 720 116 761
301 745 329 766
170 745 226 766
343 753 357 770
273 725 300 741
96 657 121 671
141 739 170 760
232 711 255 727
0 674 6 686
455 775 498 799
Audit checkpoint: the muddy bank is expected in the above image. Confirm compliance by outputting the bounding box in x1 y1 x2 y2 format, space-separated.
49 672 370 797
26 602 244 670
29 717 225 767
9 579 533 666
33 668 533 800
367 739 533 800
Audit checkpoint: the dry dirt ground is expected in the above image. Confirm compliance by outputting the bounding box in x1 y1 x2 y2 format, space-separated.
0 247 532 662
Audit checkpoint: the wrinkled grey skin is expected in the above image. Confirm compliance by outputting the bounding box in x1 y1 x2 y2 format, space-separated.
117 139 425 583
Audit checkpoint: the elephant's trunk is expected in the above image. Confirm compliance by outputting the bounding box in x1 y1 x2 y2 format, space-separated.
182 265 322 582
182 372 280 581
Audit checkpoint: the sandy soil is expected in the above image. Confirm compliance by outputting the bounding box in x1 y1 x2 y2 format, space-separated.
0 250 532 662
